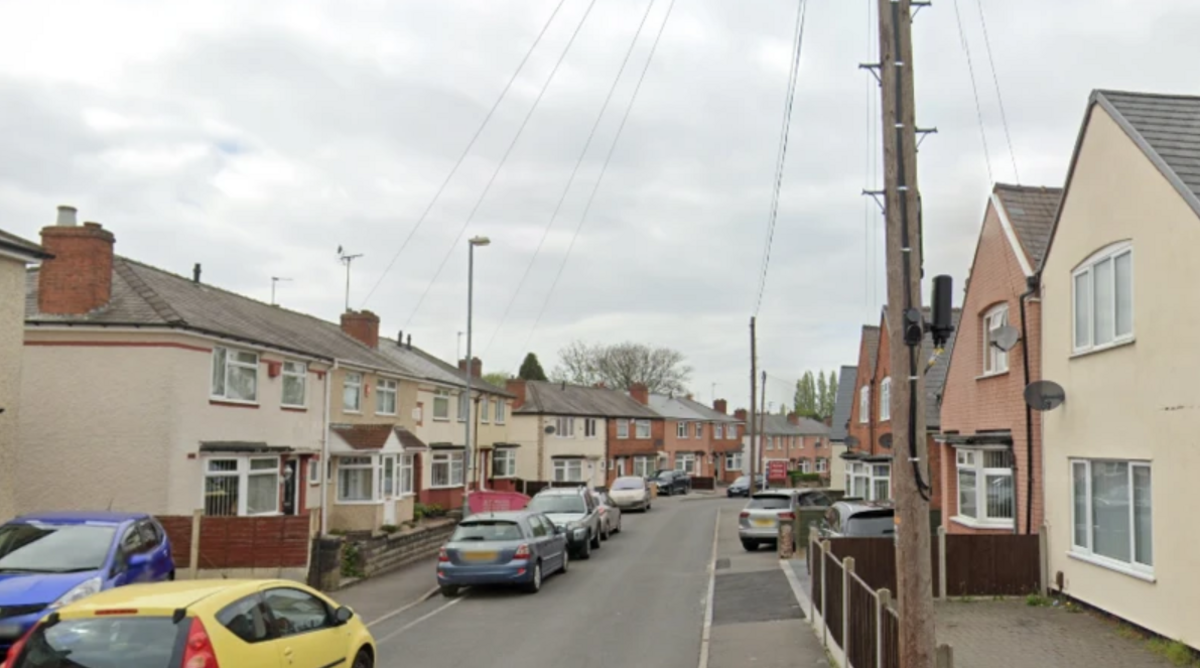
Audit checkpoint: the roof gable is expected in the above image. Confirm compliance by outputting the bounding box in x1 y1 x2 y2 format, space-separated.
992 184 1062 270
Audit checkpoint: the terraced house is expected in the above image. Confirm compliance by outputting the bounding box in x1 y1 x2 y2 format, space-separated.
737 411 830 481
644 393 741 482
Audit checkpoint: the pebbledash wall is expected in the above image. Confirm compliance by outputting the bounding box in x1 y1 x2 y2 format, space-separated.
0 259 27 522
19 328 328 516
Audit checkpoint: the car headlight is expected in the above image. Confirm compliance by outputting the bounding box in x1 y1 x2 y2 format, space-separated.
50 577 102 609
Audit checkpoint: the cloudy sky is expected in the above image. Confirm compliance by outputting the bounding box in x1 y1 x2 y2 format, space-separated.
1 0 1196 410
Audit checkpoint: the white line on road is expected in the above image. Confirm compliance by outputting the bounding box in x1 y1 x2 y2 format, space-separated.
367 585 439 628
375 596 465 645
697 508 720 668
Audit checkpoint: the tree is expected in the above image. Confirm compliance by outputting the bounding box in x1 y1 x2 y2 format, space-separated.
793 371 818 418
482 372 509 387
825 369 839 419
817 371 828 418
550 340 692 394
518 352 548 381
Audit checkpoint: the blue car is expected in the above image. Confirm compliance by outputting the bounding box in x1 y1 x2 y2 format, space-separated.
0 511 175 657
436 510 568 597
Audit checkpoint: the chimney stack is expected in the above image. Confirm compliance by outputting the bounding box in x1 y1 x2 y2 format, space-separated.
340 310 381 349
397 330 403 346
406 334 412 350
629 383 649 405
787 412 800 426
38 207 115 315
713 399 727 414
734 408 747 422
192 263 201 283
506 378 527 409
458 357 483 379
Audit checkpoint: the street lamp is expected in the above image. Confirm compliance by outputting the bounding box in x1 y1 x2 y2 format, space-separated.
463 235 490 517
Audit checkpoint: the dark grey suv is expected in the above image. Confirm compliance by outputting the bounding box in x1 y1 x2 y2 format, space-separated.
526 487 604 559
653 470 691 496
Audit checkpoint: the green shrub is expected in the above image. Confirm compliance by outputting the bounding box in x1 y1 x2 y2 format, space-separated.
1025 592 1053 607
380 524 399 534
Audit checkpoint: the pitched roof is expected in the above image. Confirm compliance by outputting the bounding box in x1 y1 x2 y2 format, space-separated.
25 257 415 375
861 326 881 375
647 394 739 422
0 228 50 260
830 365 858 442
992 184 1062 268
879 307 962 428
756 413 830 436
376 340 513 397
329 424 428 451
515 381 660 418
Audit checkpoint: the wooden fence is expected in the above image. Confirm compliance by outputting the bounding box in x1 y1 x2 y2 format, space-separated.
160 510 317 574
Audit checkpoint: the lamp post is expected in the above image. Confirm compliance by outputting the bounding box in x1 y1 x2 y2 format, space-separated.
463 235 490 517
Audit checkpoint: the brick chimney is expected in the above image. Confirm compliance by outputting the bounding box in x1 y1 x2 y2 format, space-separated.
629 383 649 405
713 399 728 415
340 310 380 348
823 416 832 427
38 207 116 315
734 408 747 422
787 412 800 426
458 357 483 379
506 378 527 409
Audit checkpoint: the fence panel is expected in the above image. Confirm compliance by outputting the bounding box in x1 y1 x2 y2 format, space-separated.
943 533 1040 596
823 551 844 647
846 573 878 668
810 539 824 612
828 537 897 593
882 608 901 668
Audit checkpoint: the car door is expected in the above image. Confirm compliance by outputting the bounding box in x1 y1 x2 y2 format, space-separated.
111 524 151 586
137 520 173 581
260 586 348 668
528 516 559 571
214 593 283 667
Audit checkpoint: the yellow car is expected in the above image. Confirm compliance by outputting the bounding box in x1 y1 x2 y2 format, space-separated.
2 579 376 668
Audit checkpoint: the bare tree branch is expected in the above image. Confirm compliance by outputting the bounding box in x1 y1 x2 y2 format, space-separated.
551 340 692 394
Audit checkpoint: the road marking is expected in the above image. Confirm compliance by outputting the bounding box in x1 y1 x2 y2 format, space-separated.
366 585 440 628
697 508 720 668
375 596 465 645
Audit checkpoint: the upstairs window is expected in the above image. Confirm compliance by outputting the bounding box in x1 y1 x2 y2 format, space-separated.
694 423 704 439
859 386 870 423
342 372 362 412
212 347 258 402
617 420 629 439
584 418 598 438
480 396 490 423
433 390 450 421
494 399 506 424
677 422 688 438
715 424 724 439
281 361 306 407
376 379 397 415
635 420 651 439
879 378 891 421
457 392 469 422
983 305 1010 374
555 417 575 438
1073 243 1134 353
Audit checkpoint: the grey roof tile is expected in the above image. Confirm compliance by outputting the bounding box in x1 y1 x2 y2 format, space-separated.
375 341 511 396
755 413 829 436
515 381 660 419
923 308 962 428
862 326 881 375
993 184 1062 267
1096 90 1200 217
647 394 740 422
830 365 858 441
0 228 49 259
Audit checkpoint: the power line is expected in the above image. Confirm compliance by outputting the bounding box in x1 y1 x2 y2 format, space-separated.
754 0 809 317
360 0 569 307
952 0 993 183
481 0 661 360
519 0 678 359
975 0 1019 184
403 0 600 330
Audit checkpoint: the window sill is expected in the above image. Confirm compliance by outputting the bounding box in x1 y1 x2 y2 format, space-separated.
377 412 397 417
1072 337 1136 359
343 410 363 415
492 475 517 480
210 399 259 409
336 500 383 506
309 480 321 486
429 484 465 490
282 406 308 412
975 370 1010 381
433 417 450 422
951 516 1014 530
1068 551 1155 583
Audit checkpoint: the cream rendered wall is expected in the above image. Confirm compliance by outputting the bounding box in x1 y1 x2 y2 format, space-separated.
506 414 541 481
328 367 416 430
0 259 29 522
1042 105 1200 650
542 415 607 488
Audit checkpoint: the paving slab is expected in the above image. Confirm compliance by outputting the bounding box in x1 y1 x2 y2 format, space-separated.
708 620 831 668
331 556 438 623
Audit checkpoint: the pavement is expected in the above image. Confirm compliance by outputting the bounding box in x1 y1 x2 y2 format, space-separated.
334 494 830 668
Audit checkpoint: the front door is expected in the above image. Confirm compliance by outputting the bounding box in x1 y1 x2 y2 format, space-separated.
282 460 299 516
382 455 397 525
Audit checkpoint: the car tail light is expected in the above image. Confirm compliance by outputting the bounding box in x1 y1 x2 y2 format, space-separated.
438 547 450 562
779 511 795 520
739 511 750 519
3 622 38 668
180 617 219 668
514 544 530 559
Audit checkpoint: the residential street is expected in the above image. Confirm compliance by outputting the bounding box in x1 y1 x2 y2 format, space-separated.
353 496 827 668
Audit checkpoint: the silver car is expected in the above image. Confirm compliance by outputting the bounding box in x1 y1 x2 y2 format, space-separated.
738 490 798 551
591 491 623 538
607 476 652 512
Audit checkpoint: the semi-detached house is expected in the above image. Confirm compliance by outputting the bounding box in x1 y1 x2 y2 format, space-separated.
644 394 742 484
737 411 831 481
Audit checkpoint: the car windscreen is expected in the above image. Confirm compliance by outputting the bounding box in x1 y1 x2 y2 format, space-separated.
0 523 116 573
611 478 644 491
526 496 587 515
747 496 791 510
451 520 524 542
12 616 181 668
846 512 896 536
731 476 748 486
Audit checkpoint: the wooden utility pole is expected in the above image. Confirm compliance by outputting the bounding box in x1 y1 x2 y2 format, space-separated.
877 0 936 666
759 371 767 479
748 318 758 491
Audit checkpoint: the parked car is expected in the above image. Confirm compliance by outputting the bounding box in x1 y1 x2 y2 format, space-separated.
608 476 652 512
2 578 375 668
738 490 798 551
591 491 623 538
817 500 896 538
436 511 568 597
0 511 175 659
653 470 691 496
525 487 604 559
726 474 766 497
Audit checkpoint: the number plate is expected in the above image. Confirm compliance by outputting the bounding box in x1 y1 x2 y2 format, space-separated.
752 518 774 527
462 551 498 562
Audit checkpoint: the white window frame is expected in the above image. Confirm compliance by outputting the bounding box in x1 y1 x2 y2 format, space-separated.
399 454 414 496
1072 242 1134 354
728 424 737 439
337 455 378 504
555 417 575 438
493 449 517 478
725 452 743 472
632 456 654 478
982 304 1010 375
1070 458 1153 579
800 459 811 473
480 396 490 423
617 420 629 439
675 453 696 474
202 456 280 517
431 452 465 489
210 346 259 403
433 390 450 421
307 459 321 485
715 424 724 439
677 422 688 438
343 372 363 413
281 361 307 408
635 420 651 439
457 392 469 422
859 386 870 423
816 458 827 473
376 378 398 416
553 459 584 482
694 423 704 439
495 399 506 424
953 448 1015 528
879 377 891 421
584 418 598 438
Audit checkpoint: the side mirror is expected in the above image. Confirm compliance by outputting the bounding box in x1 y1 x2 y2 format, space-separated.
127 553 151 568
335 606 354 625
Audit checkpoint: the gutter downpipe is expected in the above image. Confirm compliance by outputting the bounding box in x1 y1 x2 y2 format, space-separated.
1019 275 1038 535
320 359 339 536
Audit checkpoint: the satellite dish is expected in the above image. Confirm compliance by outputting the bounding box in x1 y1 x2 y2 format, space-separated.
1024 380 1066 411
879 433 893 449
844 435 860 448
544 425 556 434
992 325 1020 352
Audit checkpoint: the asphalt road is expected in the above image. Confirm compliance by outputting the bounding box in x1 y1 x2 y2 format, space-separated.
366 495 725 668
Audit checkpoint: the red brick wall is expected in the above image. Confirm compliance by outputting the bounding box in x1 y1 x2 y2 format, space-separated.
606 418 664 485
340 310 381 348
159 514 311 569
939 201 1043 534
38 223 115 315
848 327 880 457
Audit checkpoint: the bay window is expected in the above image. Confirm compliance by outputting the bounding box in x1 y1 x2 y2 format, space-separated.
633 455 654 477
1073 243 1134 353
983 305 1010 374
846 462 890 501
955 448 1014 526
282 361 307 407
343 373 362 412
675 453 696 474
1071 459 1153 575
203 456 279 516
553 459 584 482
432 452 465 488
338 456 375 502
376 379 397 415
493 449 517 478
211 347 258 402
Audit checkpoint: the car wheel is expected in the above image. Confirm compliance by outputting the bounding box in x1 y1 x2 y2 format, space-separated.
167 570 176 582
579 537 592 560
560 549 570 574
742 540 757 552
592 528 602 549
524 562 543 594
440 585 459 598
601 524 610 541
352 648 374 668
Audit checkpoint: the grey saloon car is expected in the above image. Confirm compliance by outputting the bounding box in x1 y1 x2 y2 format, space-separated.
436 510 569 597
817 500 896 538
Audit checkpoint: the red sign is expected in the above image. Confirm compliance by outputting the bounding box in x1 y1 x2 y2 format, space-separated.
767 460 788 481
468 491 530 514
